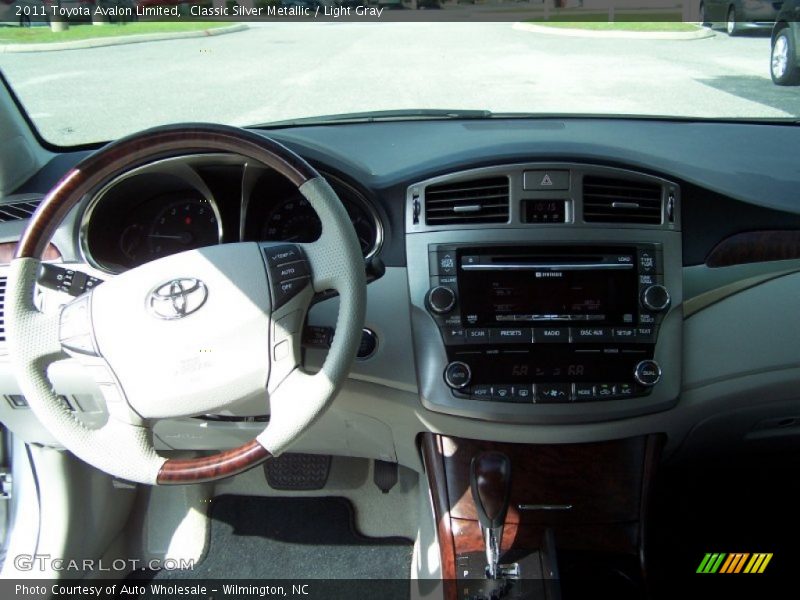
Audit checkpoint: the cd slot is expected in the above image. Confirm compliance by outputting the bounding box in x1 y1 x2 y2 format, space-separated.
461 263 633 271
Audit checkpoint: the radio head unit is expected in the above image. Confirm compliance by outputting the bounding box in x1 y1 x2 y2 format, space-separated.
426 243 669 404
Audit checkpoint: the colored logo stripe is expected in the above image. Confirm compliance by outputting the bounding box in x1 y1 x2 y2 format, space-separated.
697 552 773 574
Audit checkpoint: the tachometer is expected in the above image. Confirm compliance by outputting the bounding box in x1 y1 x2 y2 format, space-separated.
148 198 221 260
260 193 377 257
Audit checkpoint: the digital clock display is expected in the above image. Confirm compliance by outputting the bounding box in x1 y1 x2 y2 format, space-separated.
523 200 566 223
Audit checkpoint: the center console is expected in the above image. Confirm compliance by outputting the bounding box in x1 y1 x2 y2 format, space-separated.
406 163 682 423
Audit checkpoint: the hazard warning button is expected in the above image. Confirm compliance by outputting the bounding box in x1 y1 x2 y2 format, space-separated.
523 170 570 191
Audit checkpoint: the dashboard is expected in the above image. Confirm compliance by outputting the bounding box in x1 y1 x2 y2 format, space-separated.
3 117 800 467
79 154 383 273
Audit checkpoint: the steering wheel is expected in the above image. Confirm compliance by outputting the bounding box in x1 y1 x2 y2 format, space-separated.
6 124 366 485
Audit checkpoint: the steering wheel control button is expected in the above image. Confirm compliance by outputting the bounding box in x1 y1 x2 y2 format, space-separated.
427 286 457 314
634 360 662 387
273 340 290 361
444 361 472 389
272 277 309 310
263 244 303 267
60 296 98 356
641 284 671 312
357 328 378 360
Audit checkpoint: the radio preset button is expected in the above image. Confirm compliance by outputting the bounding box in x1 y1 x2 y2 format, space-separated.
634 360 661 386
444 361 472 389
533 327 570 343
427 286 457 314
491 328 532 343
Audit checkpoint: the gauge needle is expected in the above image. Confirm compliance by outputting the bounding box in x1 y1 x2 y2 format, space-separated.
148 233 193 243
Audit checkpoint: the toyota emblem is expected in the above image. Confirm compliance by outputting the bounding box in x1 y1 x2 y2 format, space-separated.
147 278 208 320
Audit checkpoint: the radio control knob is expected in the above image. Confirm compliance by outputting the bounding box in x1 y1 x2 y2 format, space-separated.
444 361 472 389
634 360 661 387
427 286 457 315
641 285 671 312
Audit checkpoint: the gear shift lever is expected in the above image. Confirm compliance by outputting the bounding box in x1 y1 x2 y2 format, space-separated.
470 451 512 579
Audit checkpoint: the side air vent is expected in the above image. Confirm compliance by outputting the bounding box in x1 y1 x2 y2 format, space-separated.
583 176 663 225
0 199 41 223
0 276 6 344
425 176 510 225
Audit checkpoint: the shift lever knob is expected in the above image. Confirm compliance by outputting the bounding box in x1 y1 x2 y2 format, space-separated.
470 451 512 579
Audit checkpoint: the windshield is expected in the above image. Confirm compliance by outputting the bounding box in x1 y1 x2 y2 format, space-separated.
1 3 798 147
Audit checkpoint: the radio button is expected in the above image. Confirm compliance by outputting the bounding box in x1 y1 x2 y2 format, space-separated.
639 312 656 325
471 385 493 401
492 385 514 401
512 385 534 402
634 360 661 387
535 384 571 403
574 384 595 401
444 361 472 389
533 327 570 343
572 327 612 342
491 328 532 343
465 328 491 343
612 327 637 341
427 286 457 314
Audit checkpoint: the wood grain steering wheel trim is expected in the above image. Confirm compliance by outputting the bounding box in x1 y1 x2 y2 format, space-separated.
15 123 318 484
157 440 272 484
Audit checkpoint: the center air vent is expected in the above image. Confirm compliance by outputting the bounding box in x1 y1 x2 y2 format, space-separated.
583 176 663 225
425 176 509 225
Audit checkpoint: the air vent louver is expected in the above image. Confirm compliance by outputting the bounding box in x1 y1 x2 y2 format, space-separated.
583 176 663 225
0 276 6 343
425 177 509 225
0 199 40 223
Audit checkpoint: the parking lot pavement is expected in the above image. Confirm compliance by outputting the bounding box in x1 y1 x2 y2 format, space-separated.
1 23 798 146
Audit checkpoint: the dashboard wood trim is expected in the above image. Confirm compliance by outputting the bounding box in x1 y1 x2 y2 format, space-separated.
0 242 59 264
706 230 800 268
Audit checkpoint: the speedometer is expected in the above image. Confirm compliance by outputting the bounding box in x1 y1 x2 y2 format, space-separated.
148 198 221 260
260 193 378 257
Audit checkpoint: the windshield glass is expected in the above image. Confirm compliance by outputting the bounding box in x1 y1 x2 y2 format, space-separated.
1 3 798 146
